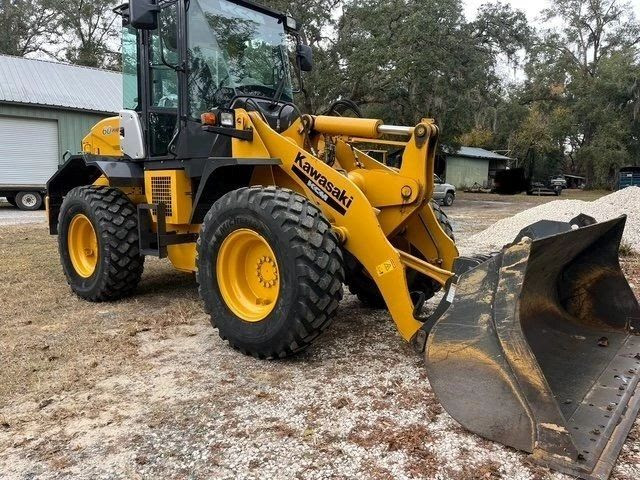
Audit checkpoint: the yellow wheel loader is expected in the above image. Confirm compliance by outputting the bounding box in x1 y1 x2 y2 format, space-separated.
46 1 640 478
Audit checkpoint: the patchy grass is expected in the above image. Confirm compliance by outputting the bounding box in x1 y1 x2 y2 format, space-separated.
0 223 199 415
349 421 439 477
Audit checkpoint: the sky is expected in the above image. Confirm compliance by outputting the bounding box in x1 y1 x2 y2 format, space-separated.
464 0 544 21
463 0 640 22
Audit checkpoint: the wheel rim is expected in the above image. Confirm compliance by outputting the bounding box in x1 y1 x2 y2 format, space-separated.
68 214 99 278
22 193 37 207
216 228 280 322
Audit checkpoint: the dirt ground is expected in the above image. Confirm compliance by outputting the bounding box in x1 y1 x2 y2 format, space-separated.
1 191 639 480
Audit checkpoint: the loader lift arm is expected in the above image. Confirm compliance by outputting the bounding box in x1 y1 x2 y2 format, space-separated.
237 110 456 340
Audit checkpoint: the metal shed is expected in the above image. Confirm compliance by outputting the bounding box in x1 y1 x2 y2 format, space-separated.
444 147 512 189
0 55 122 207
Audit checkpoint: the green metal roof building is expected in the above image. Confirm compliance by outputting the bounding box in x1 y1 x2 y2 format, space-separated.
0 55 121 189
444 147 512 188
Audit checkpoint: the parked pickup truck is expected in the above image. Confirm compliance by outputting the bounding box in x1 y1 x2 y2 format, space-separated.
433 175 456 206
550 176 567 189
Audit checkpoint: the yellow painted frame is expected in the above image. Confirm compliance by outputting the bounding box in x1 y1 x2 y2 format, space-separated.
82 116 121 156
144 169 192 225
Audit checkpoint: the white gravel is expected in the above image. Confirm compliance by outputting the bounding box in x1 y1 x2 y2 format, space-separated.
462 187 640 254
0 203 46 226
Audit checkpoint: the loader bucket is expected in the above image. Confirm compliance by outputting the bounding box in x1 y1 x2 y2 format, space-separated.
424 216 640 479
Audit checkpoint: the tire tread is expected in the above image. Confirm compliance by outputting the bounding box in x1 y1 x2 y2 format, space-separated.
59 185 144 301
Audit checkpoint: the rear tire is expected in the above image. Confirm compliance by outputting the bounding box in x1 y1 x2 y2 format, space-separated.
16 191 42 210
58 186 144 301
344 253 387 309
197 186 344 359
346 201 454 308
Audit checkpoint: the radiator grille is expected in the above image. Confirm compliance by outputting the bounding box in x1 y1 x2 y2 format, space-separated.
151 176 172 216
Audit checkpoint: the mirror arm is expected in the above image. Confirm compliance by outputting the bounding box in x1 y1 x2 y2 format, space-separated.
292 33 304 92
292 34 313 111
113 3 128 17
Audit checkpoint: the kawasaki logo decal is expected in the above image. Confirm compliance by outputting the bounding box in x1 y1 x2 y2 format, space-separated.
292 153 354 215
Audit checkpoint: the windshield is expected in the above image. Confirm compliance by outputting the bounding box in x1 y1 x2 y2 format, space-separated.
187 0 293 119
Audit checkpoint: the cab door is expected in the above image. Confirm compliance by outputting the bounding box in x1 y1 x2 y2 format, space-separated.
143 1 181 158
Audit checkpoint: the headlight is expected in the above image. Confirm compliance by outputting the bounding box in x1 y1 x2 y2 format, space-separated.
219 110 235 128
285 16 298 31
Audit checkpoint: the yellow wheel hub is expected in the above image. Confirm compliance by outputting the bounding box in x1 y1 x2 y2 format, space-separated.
68 213 99 278
216 228 280 322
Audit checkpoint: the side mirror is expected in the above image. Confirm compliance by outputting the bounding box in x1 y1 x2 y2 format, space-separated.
297 44 313 72
129 0 160 30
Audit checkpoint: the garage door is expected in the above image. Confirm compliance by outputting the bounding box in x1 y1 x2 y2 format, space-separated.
0 116 59 186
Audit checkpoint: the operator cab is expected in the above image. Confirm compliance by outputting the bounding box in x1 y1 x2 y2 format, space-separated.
117 0 312 160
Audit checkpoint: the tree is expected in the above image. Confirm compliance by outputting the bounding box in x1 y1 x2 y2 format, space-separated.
457 126 494 148
521 0 640 186
540 0 640 77
331 0 531 147
55 0 121 69
2 0 634 189
0 0 59 57
472 2 532 64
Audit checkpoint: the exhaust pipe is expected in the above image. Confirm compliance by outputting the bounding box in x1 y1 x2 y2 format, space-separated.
423 216 640 479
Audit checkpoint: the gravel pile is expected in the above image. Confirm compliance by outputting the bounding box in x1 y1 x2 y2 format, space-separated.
466 187 640 253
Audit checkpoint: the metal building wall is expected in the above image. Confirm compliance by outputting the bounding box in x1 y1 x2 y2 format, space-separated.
445 156 490 188
0 104 110 163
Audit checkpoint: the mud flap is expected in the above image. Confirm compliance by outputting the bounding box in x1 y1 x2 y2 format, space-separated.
424 216 640 479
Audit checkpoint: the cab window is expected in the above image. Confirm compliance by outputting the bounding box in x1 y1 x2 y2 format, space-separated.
148 2 179 156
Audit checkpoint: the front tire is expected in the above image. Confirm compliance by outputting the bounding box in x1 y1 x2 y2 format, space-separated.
197 187 344 359
443 191 455 206
58 186 144 301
